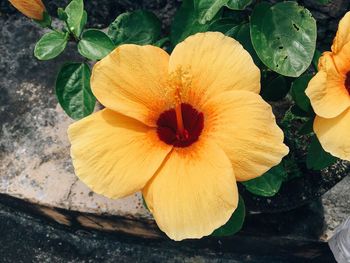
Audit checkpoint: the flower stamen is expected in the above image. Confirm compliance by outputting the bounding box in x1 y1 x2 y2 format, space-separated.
174 88 188 140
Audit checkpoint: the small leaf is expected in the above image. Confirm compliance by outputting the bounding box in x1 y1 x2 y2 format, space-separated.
242 163 287 197
56 63 96 120
312 49 322 71
261 74 288 101
154 37 170 48
212 195 245 237
108 10 161 46
34 31 68 60
226 0 252 10
65 0 84 37
78 29 115 60
290 74 313 113
250 2 317 77
306 136 337 170
57 8 68 21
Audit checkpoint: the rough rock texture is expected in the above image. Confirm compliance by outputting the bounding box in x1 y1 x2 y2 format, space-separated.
0 15 151 220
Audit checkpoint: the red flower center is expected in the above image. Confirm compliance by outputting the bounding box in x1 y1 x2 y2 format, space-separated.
157 103 204 148
345 72 350 92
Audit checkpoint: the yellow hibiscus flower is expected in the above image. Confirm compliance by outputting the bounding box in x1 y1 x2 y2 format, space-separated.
306 12 350 161
68 32 289 241
9 0 46 21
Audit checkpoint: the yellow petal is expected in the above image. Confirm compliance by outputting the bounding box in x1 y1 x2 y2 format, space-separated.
306 53 350 118
203 90 289 181
314 109 350 161
68 109 172 199
332 11 350 54
91 45 171 127
168 32 260 108
143 141 238 241
333 41 350 75
9 0 45 20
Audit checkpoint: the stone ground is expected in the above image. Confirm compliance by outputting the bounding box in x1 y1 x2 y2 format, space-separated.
1 0 350 262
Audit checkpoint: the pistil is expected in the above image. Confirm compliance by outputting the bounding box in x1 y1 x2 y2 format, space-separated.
174 89 188 140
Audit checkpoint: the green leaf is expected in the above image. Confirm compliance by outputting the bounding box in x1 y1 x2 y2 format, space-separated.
56 63 96 120
317 0 330 4
212 195 245 237
78 29 115 60
170 0 223 45
154 37 170 48
261 74 288 101
208 18 240 33
290 74 313 113
227 23 260 66
57 8 68 21
76 10 88 38
250 1 316 77
226 0 252 10
34 31 68 60
312 49 322 71
306 136 337 170
65 0 84 37
299 118 314 135
108 10 161 46
196 0 229 24
243 163 287 197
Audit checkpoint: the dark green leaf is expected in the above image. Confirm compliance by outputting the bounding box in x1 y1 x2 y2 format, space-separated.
56 63 95 120
208 18 240 33
78 29 115 61
290 104 310 117
243 163 287 197
261 75 288 101
312 49 322 71
290 74 313 112
108 10 161 46
34 31 68 60
299 118 314 135
65 0 84 37
283 157 304 181
306 136 337 170
317 0 330 4
170 0 223 45
250 2 316 77
212 195 245 237
154 37 170 48
228 23 260 66
57 8 68 21
226 0 252 10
